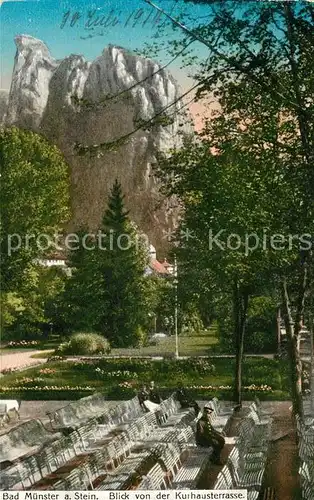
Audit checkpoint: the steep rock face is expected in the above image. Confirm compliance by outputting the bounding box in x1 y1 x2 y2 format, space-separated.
5 36 193 251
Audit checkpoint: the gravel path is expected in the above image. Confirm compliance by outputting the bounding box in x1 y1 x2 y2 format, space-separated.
262 402 300 500
0 350 47 371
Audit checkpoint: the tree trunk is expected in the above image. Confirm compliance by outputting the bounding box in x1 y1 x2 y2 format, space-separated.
276 307 282 355
233 280 249 406
281 278 304 419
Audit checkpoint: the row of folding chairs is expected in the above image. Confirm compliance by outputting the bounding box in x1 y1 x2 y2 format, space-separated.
51 401 196 491
47 394 143 431
296 411 314 499
0 418 62 463
90 399 197 490
0 416 111 490
169 398 235 489
212 408 272 496
36 397 179 490
46 392 107 429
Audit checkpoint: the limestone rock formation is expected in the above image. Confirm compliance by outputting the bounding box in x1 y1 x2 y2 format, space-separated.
5 35 193 251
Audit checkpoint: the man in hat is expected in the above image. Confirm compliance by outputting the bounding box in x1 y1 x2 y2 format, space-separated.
195 402 225 465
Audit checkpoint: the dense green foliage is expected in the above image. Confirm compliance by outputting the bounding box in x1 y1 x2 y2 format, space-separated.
0 127 70 291
0 127 70 338
56 333 111 356
61 180 153 347
146 1 314 407
217 296 278 354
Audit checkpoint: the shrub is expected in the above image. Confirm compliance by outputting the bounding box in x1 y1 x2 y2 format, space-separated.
106 382 137 399
56 333 111 356
46 355 66 362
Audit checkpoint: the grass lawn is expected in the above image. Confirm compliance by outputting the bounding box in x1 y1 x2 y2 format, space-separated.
112 332 218 356
0 355 290 401
29 330 219 359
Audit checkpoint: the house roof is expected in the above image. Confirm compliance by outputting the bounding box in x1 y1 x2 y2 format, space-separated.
149 259 170 275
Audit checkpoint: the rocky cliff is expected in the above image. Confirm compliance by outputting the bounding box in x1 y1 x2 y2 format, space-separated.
5 35 193 252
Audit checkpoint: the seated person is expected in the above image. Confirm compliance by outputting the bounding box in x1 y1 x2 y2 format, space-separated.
148 380 162 404
137 385 149 412
176 382 200 416
196 403 225 465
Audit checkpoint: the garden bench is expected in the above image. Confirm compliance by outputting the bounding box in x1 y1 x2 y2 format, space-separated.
213 470 258 500
51 478 67 490
137 463 168 490
47 404 81 429
0 400 20 417
98 398 143 433
96 449 151 488
51 435 77 466
36 444 64 476
298 435 314 461
134 428 177 448
296 414 314 439
0 453 44 490
0 463 28 490
95 448 150 488
236 417 255 451
51 467 91 490
299 476 314 500
215 464 259 499
132 412 159 440
227 446 265 492
211 397 233 417
47 393 108 430
247 408 272 440
35 434 77 478
110 434 135 464
21 455 43 486
68 429 90 455
0 403 8 425
176 426 196 449
0 419 61 462
299 461 314 484
156 394 181 424
261 487 277 500
86 458 107 488
77 418 102 446
171 448 211 489
96 475 129 490
68 466 92 489
162 408 195 428
236 415 270 458
250 401 273 421
79 392 106 412
155 442 182 478
0 401 19 427
213 464 233 489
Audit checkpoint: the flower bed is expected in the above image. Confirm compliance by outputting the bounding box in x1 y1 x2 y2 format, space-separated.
0 356 290 401
0 385 95 400
5 340 39 348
